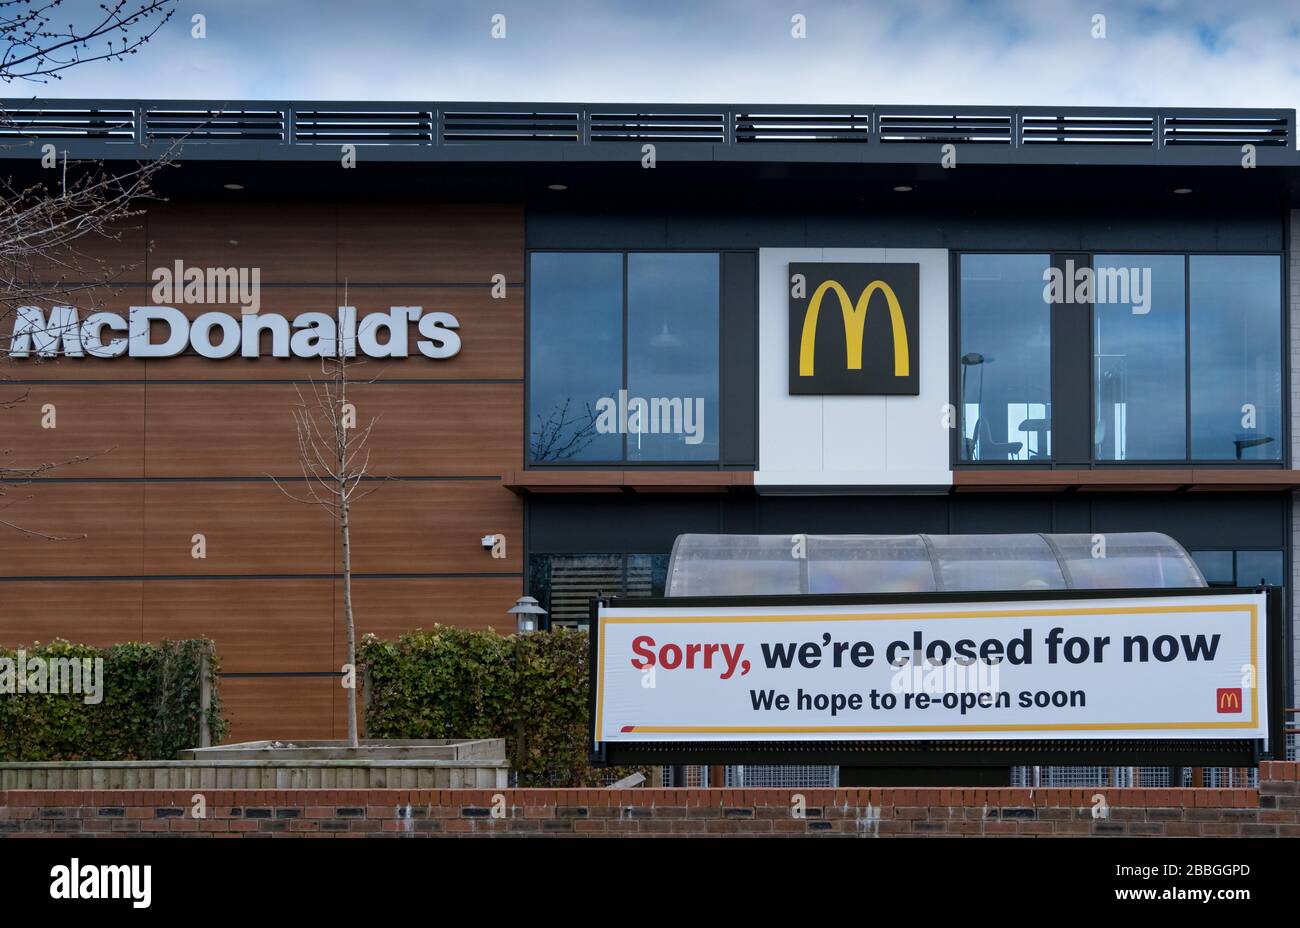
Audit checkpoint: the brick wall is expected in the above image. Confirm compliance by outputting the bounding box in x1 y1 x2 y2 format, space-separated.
0 761 1296 838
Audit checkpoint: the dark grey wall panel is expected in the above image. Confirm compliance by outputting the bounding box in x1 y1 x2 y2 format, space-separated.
721 251 758 467
527 496 724 554
1050 253 1094 465
1089 493 1287 549
754 495 951 536
528 206 1283 253
948 496 1056 535
527 492 1288 559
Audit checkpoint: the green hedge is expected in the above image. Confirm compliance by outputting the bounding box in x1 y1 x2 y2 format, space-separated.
0 638 227 761
360 626 625 787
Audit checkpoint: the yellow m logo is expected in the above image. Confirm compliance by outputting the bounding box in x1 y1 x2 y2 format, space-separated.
798 279 910 378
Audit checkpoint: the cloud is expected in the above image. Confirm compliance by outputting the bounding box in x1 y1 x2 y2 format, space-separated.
14 0 1300 108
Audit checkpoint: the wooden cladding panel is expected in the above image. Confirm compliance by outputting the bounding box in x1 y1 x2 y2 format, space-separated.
146 202 338 285
4 200 525 742
0 483 144 577
143 383 300 476
0 384 143 477
335 577 523 656
0 580 143 647
0 481 519 577
336 204 524 284
344 481 522 574
143 579 333 674
220 676 336 743
143 382 521 477
345 382 522 475
15 202 523 286
142 483 334 575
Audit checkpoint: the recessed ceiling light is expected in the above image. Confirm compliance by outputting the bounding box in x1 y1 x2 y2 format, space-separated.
1173 187 1193 195
547 183 568 191
893 185 913 193
223 183 244 191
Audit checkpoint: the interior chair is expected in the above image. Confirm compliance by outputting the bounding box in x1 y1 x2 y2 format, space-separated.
974 418 1023 461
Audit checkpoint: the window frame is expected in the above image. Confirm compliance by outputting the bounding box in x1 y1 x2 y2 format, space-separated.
525 248 726 468
951 249 1288 469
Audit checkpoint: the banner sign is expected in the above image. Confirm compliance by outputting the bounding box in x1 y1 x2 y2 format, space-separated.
593 592 1268 743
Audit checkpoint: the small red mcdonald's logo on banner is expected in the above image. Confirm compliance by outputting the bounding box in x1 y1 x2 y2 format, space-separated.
1216 688 1243 713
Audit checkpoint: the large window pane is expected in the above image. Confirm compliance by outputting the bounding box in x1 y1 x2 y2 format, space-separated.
1093 255 1186 460
1189 550 1234 587
1190 255 1282 460
528 253 623 462
959 254 1052 461
1236 550 1284 587
626 253 719 461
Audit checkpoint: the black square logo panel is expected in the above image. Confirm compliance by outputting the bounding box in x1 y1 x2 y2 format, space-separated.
788 262 920 395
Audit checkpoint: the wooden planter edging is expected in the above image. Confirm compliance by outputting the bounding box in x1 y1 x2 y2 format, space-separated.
0 760 508 791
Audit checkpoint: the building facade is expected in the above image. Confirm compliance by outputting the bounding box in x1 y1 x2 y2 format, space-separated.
1 101 1298 744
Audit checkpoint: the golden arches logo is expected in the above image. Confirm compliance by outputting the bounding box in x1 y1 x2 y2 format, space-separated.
1217 688 1241 712
798 279 910 378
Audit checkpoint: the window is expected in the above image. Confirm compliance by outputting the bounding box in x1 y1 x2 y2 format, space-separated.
528 554 669 629
958 254 1052 461
626 253 720 462
528 252 720 464
1189 550 1284 588
1093 255 1186 460
1190 255 1283 460
528 253 622 462
956 251 1283 465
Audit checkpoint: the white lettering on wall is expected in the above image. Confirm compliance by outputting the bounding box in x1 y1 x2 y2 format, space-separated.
5 307 464 361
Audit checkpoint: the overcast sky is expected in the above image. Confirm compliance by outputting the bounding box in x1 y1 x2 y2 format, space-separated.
10 0 1300 107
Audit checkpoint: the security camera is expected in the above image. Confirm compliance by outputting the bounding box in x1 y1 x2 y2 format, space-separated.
481 534 497 549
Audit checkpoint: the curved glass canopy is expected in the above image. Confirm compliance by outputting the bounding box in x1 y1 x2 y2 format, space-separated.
665 532 1205 597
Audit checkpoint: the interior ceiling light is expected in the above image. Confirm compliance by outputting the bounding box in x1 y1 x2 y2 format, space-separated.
547 183 568 191
1173 187 1193 194
893 185 913 192
223 183 244 191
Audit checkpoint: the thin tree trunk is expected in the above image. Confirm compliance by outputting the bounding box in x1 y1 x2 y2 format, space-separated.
341 492 358 747
339 373 359 748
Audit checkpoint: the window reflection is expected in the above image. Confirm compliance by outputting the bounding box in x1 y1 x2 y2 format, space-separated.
528 252 721 464
1189 255 1282 460
1190 549 1284 588
528 253 622 462
959 254 1052 461
1093 255 1186 460
627 253 719 462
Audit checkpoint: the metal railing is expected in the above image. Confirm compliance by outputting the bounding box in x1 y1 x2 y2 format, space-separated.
0 100 1293 154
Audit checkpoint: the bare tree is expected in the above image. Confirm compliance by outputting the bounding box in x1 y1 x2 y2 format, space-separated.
2 0 178 83
269 331 387 748
1 1 181 538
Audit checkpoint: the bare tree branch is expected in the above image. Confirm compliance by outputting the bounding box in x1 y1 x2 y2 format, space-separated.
1 0 179 83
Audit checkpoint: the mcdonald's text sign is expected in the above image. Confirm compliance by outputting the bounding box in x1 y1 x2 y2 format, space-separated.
789 263 920 395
